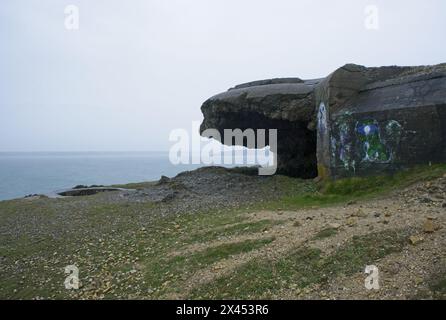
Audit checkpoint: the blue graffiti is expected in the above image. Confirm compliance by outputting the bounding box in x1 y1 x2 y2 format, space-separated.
356 124 379 136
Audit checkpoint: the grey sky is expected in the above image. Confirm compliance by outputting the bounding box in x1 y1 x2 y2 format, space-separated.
1 0 445 151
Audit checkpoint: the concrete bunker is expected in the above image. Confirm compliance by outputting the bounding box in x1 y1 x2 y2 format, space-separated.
315 63 446 179
200 78 322 178
200 63 446 179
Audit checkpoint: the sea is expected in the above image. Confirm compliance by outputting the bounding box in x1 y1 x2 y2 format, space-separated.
0 152 207 201
0 151 269 201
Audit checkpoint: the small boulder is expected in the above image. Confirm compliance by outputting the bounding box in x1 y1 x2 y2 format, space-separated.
423 218 436 233
409 235 424 245
329 223 341 229
157 175 170 185
346 217 357 227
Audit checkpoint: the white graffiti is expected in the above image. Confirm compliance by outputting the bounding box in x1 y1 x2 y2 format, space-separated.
317 102 328 135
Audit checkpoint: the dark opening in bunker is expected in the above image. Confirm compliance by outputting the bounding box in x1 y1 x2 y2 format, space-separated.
201 111 318 178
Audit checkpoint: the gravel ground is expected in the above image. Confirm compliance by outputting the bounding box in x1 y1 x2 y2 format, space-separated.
0 167 444 300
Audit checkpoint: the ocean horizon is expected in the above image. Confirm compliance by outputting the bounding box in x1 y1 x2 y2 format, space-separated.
0 151 206 201
0 150 267 201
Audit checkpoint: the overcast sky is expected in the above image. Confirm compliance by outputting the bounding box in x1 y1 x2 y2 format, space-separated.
1 0 445 152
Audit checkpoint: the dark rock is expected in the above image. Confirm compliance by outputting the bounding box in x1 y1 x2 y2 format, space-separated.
58 188 122 197
161 192 177 202
73 184 104 189
73 185 88 189
230 78 304 90
157 175 170 185
420 196 433 204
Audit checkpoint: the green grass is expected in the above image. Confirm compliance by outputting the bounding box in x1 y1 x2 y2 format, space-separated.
111 181 157 189
100 210 282 298
144 237 275 297
185 219 284 243
267 164 446 209
412 267 446 300
190 229 412 299
428 268 446 300
323 164 446 195
313 227 338 240
430 276 446 297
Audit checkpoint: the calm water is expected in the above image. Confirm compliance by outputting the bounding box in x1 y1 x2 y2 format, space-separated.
0 152 206 201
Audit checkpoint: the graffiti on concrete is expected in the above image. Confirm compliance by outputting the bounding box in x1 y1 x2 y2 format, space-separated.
332 113 356 171
355 119 403 164
331 115 403 171
317 102 328 135
356 120 391 163
385 120 403 138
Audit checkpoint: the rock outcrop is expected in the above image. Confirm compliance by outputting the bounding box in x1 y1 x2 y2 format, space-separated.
200 63 446 179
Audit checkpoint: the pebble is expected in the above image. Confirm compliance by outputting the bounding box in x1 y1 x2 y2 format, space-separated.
423 219 436 233
409 235 424 245
329 223 341 229
346 217 357 227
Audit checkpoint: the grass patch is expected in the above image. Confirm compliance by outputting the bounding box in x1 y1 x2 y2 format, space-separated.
412 268 446 300
313 228 338 240
430 276 446 297
323 165 446 196
144 237 275 297
427 269 446 300
323 229 411 275
270 164 446 209
110 181 156 189
190 229 412 299
186 219 284 243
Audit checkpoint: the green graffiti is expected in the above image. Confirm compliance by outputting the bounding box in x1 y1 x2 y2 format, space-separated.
385 120 403 137
332 112 355 171
356 120 392 163
332 115 403 170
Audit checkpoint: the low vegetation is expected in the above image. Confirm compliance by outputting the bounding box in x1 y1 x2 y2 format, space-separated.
190 229 412 299
271 164 446 209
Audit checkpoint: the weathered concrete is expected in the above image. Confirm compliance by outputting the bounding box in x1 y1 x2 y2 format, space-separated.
200 63 446 179
200 78 322 177
315 63 446 179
